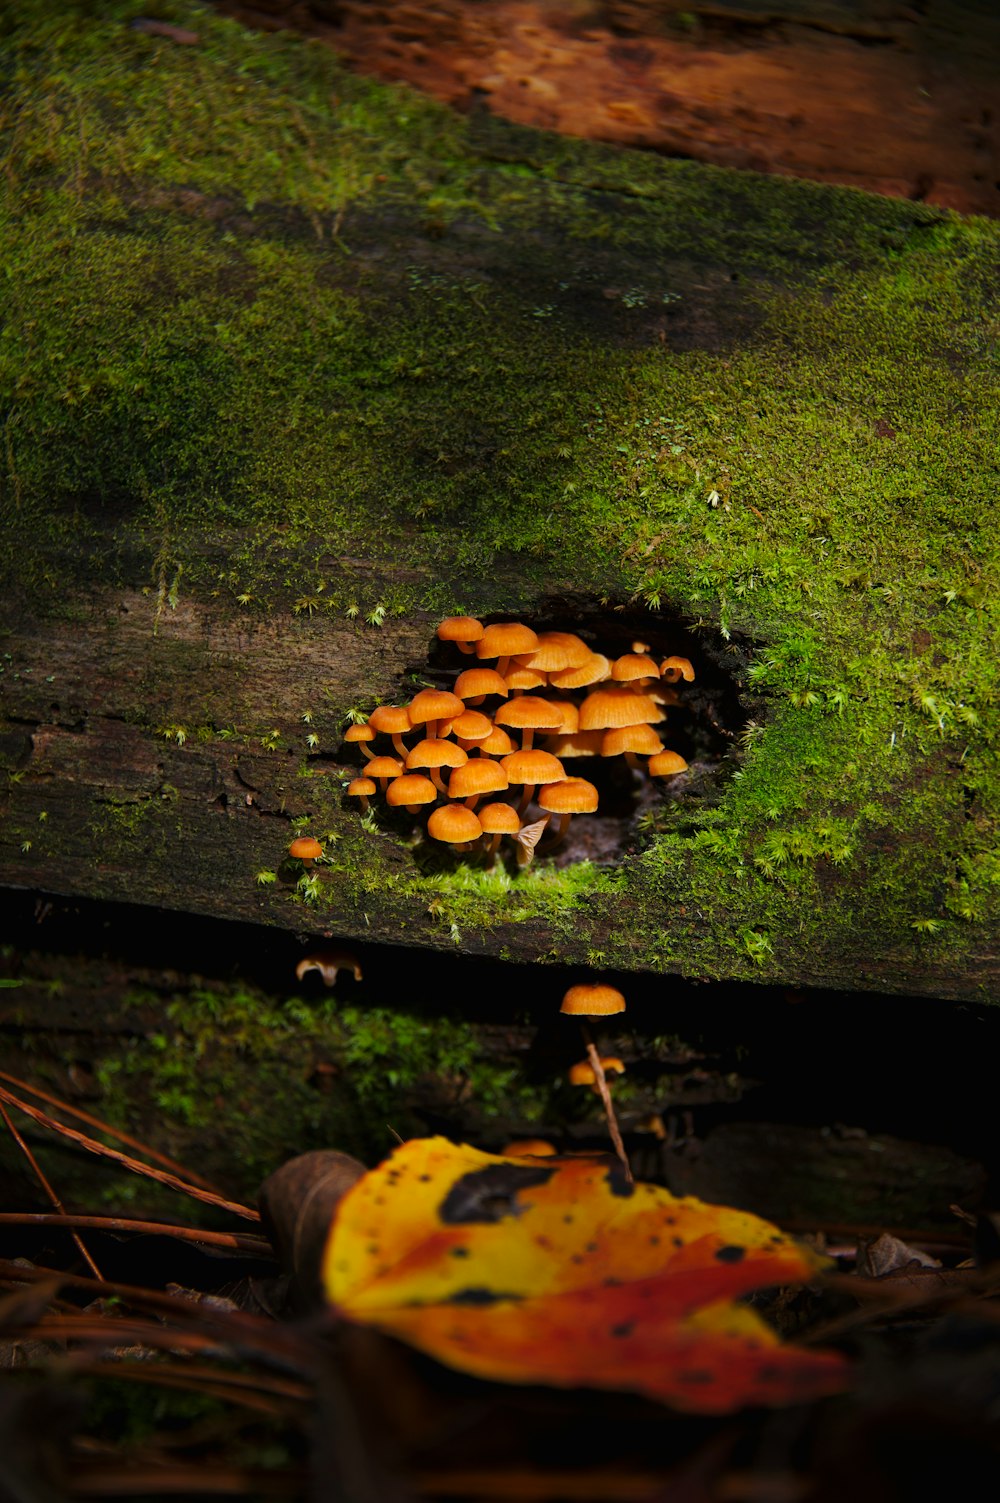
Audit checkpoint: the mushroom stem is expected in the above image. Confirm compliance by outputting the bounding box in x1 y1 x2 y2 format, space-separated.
391 734 409 760
429 768 448 794
521 728 535 752
483 834 501 868
463 794 482 811
624 750 641 773
355 793 370 814
541 811 572 851
581 1025 632 1184
516 782 536 818
358 743 375 761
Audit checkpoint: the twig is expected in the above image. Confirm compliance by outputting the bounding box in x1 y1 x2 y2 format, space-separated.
0 1067 224 1193
580 1028 632 1184
0 1212 272 1255
0 1098 103 1280
0 1083 259 1221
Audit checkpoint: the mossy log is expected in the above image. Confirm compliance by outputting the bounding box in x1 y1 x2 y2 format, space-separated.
2 0 999 1003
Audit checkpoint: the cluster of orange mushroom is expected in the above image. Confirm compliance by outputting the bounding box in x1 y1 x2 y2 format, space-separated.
343 617 692 865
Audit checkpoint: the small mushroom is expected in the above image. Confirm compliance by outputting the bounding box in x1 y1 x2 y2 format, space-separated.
343 723 376 760
560 983 630 1182
288 836 323 866
346 775 376 813
427 802 483 852
295 949 363 986
436 615 484 654
569 1056 625 1092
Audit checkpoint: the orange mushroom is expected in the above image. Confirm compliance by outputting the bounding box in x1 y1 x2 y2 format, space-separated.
601 723 666 771
407 688 464 740
648 749 689 778
365 755 405 792
660 655 696 684
447 757 509 809
288 836 323 866
366 705 413 760
436 615 484 654
474 622 539 679
478 800 522 865
500 747 567 817
453 667 509 705
569 1056 625 1091
538 776 599 846
426 803 483 852
560 983 631 1182
346 775 376 813
495 695 565 751
386 773 438 814
343 723 376 760
406 737 467 794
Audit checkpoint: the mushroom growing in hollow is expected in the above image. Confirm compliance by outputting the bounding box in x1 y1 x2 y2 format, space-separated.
500 747 567 817
478 800 522 867
407 688 464 741
475 621 539 679
406 737 467 794
365 706 413 760
537 776 599 848
427 802 483 853
436 616 483 654
386 772 437 815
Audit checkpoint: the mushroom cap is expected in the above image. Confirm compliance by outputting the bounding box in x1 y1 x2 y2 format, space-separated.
427 803 483 844
538 777 599 814
344 723 376 744
660 655 696 683
479 725 516 756
543 729 605 759
366 705 412 735
543 698 580 733
495 696 565 733
549 652 611 690
448 759 509 798
560 983 626 1016
443 709 493 743
347 776 377 796
579 686 665 730
453 667 509 701
437 615 484 644
504 665 548 693
365 755 405 780
478 801 522 834
611 652 660 682
515 631 593 674
500 749 566 785
408 689 464 726
568 1056 626 1086
475 622 539 660
502 1139 558 1157
296 948 363 985
601 724 665 758
648 750 689 777
386 773 437 807
288 836 323 861
406 738 468 770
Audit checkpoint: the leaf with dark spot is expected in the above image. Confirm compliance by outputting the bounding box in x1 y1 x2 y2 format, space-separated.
323 1137 849 1414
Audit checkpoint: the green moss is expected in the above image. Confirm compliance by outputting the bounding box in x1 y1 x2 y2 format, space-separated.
90 978 550 1198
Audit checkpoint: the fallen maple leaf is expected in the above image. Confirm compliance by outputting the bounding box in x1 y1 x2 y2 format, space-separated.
322 1138 849 1413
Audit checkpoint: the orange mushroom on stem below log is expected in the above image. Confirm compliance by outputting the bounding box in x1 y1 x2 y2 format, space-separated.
560 983 631 1183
